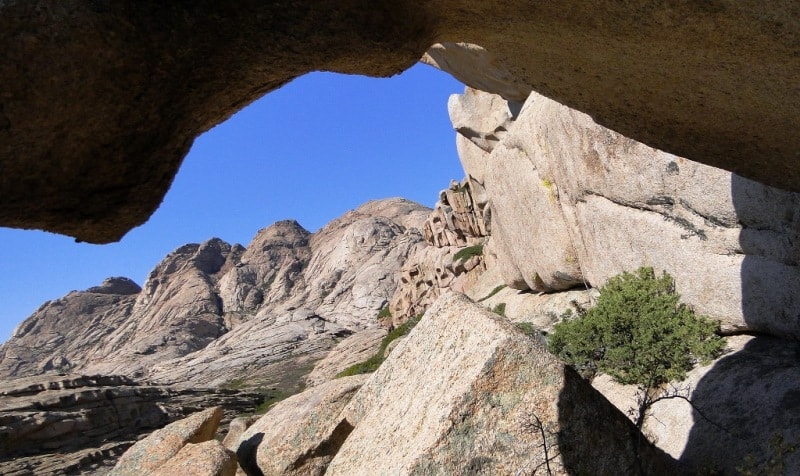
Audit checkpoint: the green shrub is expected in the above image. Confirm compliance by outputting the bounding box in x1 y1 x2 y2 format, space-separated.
453 244 483 264
336 316 421 378
335 354 386 378
515 322 538 338
253 388 290 414
377 306 392 320
491 302 506 317
477 284 507 302
548 267 725 387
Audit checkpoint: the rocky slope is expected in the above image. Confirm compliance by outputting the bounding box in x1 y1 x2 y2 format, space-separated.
0 198 429 391
0 375 261 476
5 51 800 474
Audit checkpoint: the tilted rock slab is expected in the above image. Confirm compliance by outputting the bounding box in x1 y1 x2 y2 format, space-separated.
304 328 386 388
110 406 223 476
323 293 674 475
236 375 368 476
454 86 800 339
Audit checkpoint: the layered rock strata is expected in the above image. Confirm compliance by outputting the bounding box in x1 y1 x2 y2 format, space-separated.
389 179 490 324
0 375 261 476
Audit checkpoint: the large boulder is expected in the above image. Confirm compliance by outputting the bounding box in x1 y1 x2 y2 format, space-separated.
1 2 798 241
110 406 223 476
151 440 238 476
236 375 368 476
323 292 674 475
592 335 800 474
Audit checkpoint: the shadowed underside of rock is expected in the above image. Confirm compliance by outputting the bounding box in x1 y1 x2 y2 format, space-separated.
1 1 798 242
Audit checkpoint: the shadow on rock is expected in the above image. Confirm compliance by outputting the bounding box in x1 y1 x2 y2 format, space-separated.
680 336 800 473
557 366 677 475
237 432 264 476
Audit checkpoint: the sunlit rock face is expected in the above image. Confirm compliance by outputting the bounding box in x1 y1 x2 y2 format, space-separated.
0 199 429 389
1 2 798 241
452 85 800 339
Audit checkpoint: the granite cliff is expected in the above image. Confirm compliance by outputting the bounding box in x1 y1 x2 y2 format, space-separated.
0 198 428 390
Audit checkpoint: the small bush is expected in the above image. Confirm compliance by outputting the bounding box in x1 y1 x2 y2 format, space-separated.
515 322 538 338
253 388 290 414
491 302 507 317
377 306 391 320
477 284 507 302
336 316 421 378
335 354 386 378
548 267 725 387
453 244 483 264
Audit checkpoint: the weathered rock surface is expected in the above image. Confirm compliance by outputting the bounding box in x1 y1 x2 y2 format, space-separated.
146 199 428 389
390 180 490 323
236 375 367 476
0 199 430 390
0 375 261 476
592 335 800 474
2 2 798 242
322 293 673 475
110 406 223 476
454 86 800 339
0 277 140 377
151 440 238 476
304 328 386 388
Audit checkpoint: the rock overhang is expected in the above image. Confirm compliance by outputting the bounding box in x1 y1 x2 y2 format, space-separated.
1 1 797 242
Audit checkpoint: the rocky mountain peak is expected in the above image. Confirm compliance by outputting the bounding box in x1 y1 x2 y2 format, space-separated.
86 277 141 295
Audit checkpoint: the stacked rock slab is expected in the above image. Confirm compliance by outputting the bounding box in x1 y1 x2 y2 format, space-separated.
389 179 491 324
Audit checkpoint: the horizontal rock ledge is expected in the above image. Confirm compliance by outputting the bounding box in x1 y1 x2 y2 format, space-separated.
1 1 798 241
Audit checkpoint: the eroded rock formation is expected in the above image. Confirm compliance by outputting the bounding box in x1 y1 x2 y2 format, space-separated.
0 375 260 476
235 293 674 475
1 3 798 241
0 198 429 391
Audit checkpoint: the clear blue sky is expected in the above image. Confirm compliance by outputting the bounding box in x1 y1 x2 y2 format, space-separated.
0 64 466 342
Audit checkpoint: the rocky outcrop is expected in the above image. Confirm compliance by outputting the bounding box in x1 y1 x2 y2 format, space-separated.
0 199 430 397
0 240 240 379
389 180 490 323
2 3 798 242
0 375 261 476
452 86 800 339
110 407 224 476
236 375 367 476
0 277 141 377
145 199 427 389
151 440 238 476
591 335 800 474
278 293 672 475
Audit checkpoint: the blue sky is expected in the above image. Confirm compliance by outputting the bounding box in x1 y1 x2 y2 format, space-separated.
0 64 466 342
